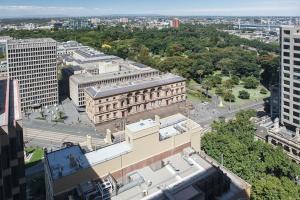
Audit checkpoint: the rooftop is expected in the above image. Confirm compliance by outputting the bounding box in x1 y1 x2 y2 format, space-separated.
0 79 21 128
7 38 56 44
70 67 158 85
126 119 157 133
47 143 133 181
85 74 185 99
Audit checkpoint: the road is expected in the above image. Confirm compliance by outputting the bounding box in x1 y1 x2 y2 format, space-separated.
24 98 265 150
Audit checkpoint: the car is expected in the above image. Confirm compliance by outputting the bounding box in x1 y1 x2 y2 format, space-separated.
61 141 74 148
202 102 209 106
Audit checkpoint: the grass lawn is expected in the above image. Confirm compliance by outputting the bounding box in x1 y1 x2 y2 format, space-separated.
25 147 44 168
187 80 211 103
231 85 270 105
207 75 270 106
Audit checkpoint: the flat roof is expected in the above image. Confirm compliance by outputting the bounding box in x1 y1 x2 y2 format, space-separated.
46 142 132 181
85 74 186 99
70 68 158 85
7 38 56 44
46 145 88 180
85 142 132 166
126 119 157 133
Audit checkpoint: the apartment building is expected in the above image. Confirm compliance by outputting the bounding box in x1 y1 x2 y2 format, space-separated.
0 79 26 200
280 26 300 132
6 38 58 111
44 114 251 200
85 74 186 124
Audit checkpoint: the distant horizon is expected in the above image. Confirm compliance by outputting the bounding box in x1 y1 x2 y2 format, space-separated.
1 0 300 18
1 14 300 20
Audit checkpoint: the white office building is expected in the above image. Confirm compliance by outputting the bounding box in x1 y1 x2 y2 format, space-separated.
280 26 300 132
6 38 58 111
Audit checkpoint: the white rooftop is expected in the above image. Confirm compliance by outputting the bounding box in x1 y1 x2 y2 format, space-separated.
126 119 157 133
47 143 132 181
85 142 132 166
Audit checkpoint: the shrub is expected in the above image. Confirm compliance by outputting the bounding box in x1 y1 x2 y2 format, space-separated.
238 90 250 99
243 76 259 89
260 88 268 94
231 75 240 85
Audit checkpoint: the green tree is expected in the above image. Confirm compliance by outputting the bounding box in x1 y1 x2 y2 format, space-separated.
243 76 259 89
238 90 250 99
223 91 235 102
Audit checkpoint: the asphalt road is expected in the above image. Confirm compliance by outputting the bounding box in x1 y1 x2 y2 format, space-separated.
24 98 265 150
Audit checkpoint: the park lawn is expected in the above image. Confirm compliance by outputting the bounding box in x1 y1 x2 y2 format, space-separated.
187 80 211 103
231 84 270 105
25 147 44 168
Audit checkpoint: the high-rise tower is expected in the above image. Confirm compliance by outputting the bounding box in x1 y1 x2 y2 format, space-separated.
280 26 300 132
6 38 58 111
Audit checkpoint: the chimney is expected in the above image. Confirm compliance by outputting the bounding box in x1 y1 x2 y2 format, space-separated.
86 135 92 150
273 118 280 132
105 129 112 144
155 115 160 124
295 128 300 142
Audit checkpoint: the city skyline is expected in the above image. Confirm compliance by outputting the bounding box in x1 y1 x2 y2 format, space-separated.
0 0 300 18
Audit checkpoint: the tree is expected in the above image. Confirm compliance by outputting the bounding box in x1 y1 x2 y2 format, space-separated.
215 87 224 96
238 90 250 99
202 110 300 200
243 76 259 89
223 91 235 102
231 75 240 85
223 79 234 89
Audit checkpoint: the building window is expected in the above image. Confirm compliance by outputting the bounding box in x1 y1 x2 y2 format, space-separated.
293 119 300 124
284 38 290 43
284 66 290 71
294 61 300 66
284 30 290 35
295 53 300 59
284 87 290 92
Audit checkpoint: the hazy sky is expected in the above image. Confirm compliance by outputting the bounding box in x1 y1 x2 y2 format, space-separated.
0 0 300 18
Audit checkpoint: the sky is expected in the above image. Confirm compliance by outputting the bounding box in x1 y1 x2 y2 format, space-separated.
0 0 300 18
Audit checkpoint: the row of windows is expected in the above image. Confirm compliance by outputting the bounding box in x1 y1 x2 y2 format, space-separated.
283 114 300 125
8 52 56 60
8 46 56 53
10 71 56 77
20 88 57 95
283 45 300 51
283 52 300 58
283 38 300 43
8 58 56 64
283 101 300 109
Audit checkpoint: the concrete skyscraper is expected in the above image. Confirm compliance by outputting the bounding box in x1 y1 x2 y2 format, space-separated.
280 25 300 132
6 38 58 111
0 78 26 200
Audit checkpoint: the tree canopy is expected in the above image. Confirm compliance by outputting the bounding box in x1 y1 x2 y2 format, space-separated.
202 110 300 200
